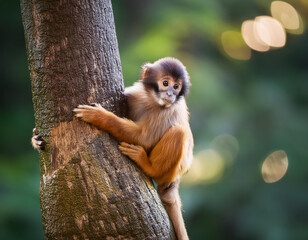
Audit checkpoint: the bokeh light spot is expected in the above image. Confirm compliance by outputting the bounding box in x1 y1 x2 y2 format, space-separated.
183 149 224 185
271 1 302 33
255 16 286 48
261 150 288 183
221 31 251 60
241 20 270 52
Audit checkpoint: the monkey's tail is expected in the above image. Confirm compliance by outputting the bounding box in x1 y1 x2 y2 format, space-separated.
158 182 189 240
165 200 189 240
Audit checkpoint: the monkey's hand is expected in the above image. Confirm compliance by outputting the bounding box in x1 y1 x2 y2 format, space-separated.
119 142 148 164
73 103 108 126
31 128 46 150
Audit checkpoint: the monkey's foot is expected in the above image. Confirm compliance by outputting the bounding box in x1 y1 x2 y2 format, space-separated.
119 142 147 164
73 103 105 123
31 128 45 150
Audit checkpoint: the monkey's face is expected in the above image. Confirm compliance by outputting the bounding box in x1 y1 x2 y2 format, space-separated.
141 57 190 108
155 77 182 108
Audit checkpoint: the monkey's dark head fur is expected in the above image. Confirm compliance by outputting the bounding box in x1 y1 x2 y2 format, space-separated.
141 57 191 98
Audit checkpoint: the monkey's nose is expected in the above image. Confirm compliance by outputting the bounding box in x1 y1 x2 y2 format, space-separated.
167 91 173 97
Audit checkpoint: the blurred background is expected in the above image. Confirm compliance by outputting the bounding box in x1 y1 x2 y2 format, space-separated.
1 0 307 239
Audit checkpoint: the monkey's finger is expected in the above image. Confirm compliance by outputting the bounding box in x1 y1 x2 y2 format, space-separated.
120 142 143 149
77 104 93 109
119 145 136 152
80 104 102 109
90 103 102 108
119 143 138 151
33 128 38 136
119 146 136 155
37 140 45 147
33 134 42 140
73 105 94 111
120 142 144 151
73 112 83 118
73 108 87 118
120 142 132 148
73 108 82 113
74 113 83 118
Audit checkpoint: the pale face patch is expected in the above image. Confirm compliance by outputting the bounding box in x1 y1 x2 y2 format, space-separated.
155 77 183 107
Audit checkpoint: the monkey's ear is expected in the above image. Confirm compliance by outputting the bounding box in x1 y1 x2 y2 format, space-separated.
140 63 152 79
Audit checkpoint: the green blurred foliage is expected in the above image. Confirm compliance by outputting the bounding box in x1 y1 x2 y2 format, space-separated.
0 1 44 239
1 0 308 239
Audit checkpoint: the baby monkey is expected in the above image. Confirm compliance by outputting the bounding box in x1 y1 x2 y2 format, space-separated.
33 57 193 240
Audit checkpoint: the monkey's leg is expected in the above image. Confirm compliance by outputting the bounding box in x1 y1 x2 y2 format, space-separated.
119 125 187 182
119 126 189 239
74 104 142 145
119 143 190 240
158 181 189 240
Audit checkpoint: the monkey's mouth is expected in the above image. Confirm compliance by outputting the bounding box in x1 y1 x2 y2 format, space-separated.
158 98 174 108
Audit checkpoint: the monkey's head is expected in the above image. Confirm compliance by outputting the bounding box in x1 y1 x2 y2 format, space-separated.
141 57 190 108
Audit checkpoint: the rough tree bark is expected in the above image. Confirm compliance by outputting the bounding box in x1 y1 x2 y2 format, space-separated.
20 0 176 239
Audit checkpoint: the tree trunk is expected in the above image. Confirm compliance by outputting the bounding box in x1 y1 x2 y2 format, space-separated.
20 0 175 239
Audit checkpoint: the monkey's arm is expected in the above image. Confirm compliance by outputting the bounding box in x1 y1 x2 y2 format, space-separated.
73 104 142 145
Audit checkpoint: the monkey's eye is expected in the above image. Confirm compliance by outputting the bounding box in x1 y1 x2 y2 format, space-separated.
163 81 169 87
174 84 179 90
